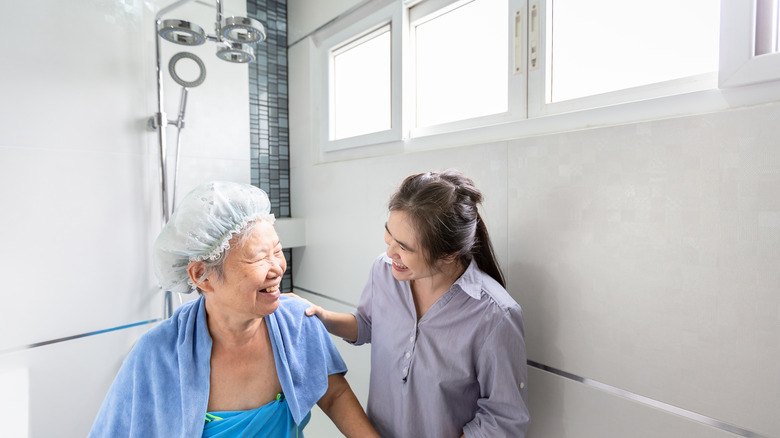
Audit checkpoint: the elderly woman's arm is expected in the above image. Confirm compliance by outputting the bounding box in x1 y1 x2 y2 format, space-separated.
317 373 379 437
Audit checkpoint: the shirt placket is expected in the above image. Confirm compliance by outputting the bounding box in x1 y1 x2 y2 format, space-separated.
401 325 418 381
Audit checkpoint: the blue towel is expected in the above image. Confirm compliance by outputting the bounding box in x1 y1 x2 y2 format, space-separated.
89 295 347 437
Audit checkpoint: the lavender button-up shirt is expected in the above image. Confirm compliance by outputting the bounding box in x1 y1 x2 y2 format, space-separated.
352 254 530 438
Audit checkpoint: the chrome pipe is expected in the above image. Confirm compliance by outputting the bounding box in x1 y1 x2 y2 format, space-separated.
163 290 173 321
171 87 189 210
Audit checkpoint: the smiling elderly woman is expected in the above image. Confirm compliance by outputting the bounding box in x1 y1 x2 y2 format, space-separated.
89 181 378 438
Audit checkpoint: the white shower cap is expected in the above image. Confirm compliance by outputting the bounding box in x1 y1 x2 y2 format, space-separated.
153 181 275 294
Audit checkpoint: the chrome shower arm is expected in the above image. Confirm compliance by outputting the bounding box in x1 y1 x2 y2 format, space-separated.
216 0 223 30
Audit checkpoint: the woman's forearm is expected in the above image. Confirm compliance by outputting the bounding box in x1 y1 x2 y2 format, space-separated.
319 310 358 342
318 374 379 438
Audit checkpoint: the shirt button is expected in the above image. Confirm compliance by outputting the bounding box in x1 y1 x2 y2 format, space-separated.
403 367 408 374
520 382 525 389
409 336 414 342
405 352 410 358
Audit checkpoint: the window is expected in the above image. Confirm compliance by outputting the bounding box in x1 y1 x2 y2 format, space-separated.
755 0 780 56
312 0 780 155
315 2 402 152
331 26 391 140
411 0 508 128
528 0 722 116
546 0 720 103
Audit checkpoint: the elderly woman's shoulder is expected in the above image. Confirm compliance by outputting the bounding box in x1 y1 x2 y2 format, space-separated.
135 297 202 351
274 295 330 334
277 294 310 315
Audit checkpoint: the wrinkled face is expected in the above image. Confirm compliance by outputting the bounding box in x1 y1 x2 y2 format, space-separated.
384 210 439 283
209 219 287 318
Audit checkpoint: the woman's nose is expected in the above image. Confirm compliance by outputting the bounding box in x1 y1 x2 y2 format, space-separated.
385 241 397 257
268 257 284 277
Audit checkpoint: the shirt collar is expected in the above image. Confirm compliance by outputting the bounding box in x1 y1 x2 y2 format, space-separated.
452 258 483 300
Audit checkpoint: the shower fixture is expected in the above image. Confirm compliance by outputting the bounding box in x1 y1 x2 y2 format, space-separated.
149 0 266 318
157 11 266 62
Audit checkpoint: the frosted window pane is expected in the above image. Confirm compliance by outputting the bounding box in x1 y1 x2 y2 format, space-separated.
415 0 508 128
755 0 780 55
332 29 391 140
550 0 720 102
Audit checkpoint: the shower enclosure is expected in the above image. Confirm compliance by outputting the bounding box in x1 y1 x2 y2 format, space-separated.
150 0 266 317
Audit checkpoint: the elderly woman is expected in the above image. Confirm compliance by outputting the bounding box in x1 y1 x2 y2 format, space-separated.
89 181 378 437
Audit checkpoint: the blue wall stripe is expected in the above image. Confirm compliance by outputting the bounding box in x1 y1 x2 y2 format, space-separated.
0 319 160 356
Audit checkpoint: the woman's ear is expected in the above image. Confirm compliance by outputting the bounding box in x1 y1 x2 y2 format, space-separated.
441 252 459 264
187 261 214 293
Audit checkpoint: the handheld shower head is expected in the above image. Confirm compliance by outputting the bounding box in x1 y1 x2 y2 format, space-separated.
168 52 206 88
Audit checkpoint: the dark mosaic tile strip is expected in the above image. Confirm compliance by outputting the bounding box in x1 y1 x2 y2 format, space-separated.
247 0 292 291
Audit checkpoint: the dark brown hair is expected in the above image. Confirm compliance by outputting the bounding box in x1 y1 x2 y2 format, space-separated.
388 170 506 288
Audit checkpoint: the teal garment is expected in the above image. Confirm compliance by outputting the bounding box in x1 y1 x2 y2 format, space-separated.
202 394 310 437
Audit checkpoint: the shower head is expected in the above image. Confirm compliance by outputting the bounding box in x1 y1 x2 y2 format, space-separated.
216 42 255 63
219 16 266 44
158 19 206 46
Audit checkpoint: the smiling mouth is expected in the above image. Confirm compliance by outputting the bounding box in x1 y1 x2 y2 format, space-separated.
393 260 408 270
259 285 280 294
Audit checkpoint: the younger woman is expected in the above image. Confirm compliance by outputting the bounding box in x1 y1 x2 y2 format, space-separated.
301 170 530 437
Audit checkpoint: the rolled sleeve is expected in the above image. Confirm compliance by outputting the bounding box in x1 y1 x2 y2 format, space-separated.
463 305 530 438
350 262 375 346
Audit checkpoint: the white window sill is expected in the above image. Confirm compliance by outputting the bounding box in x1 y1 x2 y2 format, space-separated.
317 79 780 163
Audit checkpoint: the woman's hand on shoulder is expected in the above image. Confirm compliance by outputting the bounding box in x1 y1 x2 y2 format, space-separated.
282 293 324 318
282 293 357 341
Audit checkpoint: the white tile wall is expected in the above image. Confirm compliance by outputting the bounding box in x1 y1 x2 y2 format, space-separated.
287 4 780 437
507 104 780 437
0 324 151 437
526 367 738 438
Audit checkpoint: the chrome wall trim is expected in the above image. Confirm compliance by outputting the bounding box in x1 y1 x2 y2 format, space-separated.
527 360 769 438
0 319 160 356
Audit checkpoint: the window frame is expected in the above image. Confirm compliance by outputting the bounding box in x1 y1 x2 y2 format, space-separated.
406 0 527 138
719 0 780 87
329 24 393 141
309 0 780 160
527 0 721 117
314 2 404 153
